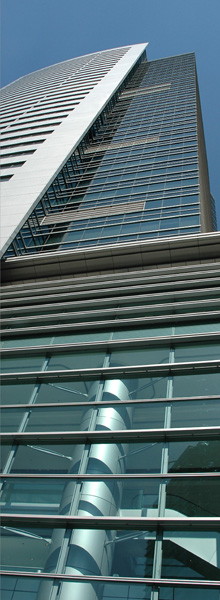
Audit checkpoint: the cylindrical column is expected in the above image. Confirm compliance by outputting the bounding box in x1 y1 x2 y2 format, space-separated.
37 377 133 600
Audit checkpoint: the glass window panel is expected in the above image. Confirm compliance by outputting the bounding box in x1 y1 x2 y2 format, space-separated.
55 331 112 343
2 440 220 475
1 356 45 373
113 325 172 339
1 401 166 431
0 405 93 433
1 375 168 406
0 408 25 432
168 439 220 473
1 441 164 475
6 440 220 474
130 401 166 428
0 577 153 600
0 477 161 517
66 528 155 578
1 336 52 348
1 381 93 405
165 476 220 517
62 230 82 243
0 525 155 577
2 476 219 518
0 444 12 472
1 442 85 474
160 217 179 229
0 525 54 573
82 227 103 239
174 343 220 362
1 384 35 405
175 321 220 335
161 530 220 580
101 225 122 236
120 223 140 234
173 372 220 396
21 375 169 403
140 220 159 232
171 399 220 428
110 347 169 366
180 215 199 226
47 351 105 371
37 379 93 403
158 586 219 600
0 576 41 600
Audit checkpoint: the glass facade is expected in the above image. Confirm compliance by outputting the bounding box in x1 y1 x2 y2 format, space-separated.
4 52 214 259
0 46 219 600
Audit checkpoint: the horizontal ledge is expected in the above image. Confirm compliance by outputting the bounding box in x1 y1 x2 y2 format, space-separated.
1 331 220 357
1 309 220 337
2 267 219 298
2 302 220 327
1 472 220 479
0 571 219 588
2 232 220 283
1 425 220 443
1 514 220 530
1 394 219 409
3 299 220 326
1 359 220 382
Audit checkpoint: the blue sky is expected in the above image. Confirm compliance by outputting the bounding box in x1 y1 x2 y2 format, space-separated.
1 0 219 224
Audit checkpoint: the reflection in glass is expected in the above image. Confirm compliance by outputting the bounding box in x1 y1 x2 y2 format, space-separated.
0 576 153 600
0 525 155 577
47 351 105 371
1 477 220 518
171 399 220 428
0 356 44 373
1 383 35 405
162 531 220 580
173 372 220 396
0 402 167 433
2 440 220 476
0 525 53 572
158 586 220 599
0 478 160 516
168 440 220 473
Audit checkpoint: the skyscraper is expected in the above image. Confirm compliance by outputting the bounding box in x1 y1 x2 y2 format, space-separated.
1 44 220 600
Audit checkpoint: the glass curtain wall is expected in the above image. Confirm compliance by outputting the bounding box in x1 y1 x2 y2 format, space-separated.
4 53 201 258
1 261 220 599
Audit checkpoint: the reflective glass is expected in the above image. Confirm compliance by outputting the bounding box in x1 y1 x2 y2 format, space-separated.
2 440 219 476
0 477 160 516
174 343 220 361
173 372 220 396
175 321 220 335
168 440 220 473
0 526 155 576
47 351 105 371
1 383 35 405
0 577 153 600
161 530 220 580
164 476 220 517
110 347 169 366
1 356 45 373
0 441 163 475
0 401 167 431
1 375 169 406
158 587 219 600
1 476 219 518
170 399 220 428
